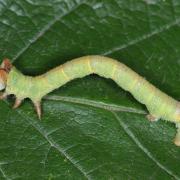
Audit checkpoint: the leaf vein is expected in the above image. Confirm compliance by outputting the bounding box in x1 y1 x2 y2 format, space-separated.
11 0 87 63
111 111 180 180
13 108 91 180
103 18 180 55
0 166 10 180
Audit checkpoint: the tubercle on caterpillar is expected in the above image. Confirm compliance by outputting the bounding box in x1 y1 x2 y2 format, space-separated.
0 55 180 146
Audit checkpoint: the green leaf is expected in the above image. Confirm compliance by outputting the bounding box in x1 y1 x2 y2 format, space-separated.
0 0 180 179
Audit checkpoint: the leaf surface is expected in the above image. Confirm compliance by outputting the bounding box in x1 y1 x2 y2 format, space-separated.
0 0 180 179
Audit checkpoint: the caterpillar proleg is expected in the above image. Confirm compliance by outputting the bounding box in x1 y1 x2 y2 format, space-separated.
0 55 179 146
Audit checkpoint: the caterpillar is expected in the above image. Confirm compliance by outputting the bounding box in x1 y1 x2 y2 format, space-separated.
0 55 180 146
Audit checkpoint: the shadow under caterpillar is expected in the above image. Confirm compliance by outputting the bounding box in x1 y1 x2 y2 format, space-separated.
0 55 180 146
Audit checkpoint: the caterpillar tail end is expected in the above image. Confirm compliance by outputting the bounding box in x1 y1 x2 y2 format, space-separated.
174 123 180 146
33 101 42 120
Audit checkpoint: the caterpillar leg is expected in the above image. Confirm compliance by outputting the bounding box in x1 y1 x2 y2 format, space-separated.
174 123 180 146
33 101 42 120
0 92 8 100
12 98 42 120
13 98 23 109
146 114 160 122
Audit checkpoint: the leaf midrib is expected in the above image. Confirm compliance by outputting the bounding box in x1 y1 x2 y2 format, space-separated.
44 95 146 115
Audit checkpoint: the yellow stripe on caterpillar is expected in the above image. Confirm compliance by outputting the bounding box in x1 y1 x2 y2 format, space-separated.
61 66 70 80
87 57 93 73
111 62 118 79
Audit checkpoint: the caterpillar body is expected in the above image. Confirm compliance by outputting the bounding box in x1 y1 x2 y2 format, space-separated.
0 55 180 146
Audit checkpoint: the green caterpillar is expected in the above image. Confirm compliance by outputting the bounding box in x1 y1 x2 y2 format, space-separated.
0 55 180 146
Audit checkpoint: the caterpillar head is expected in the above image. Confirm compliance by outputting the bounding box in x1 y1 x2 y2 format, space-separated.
0 59 12 91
